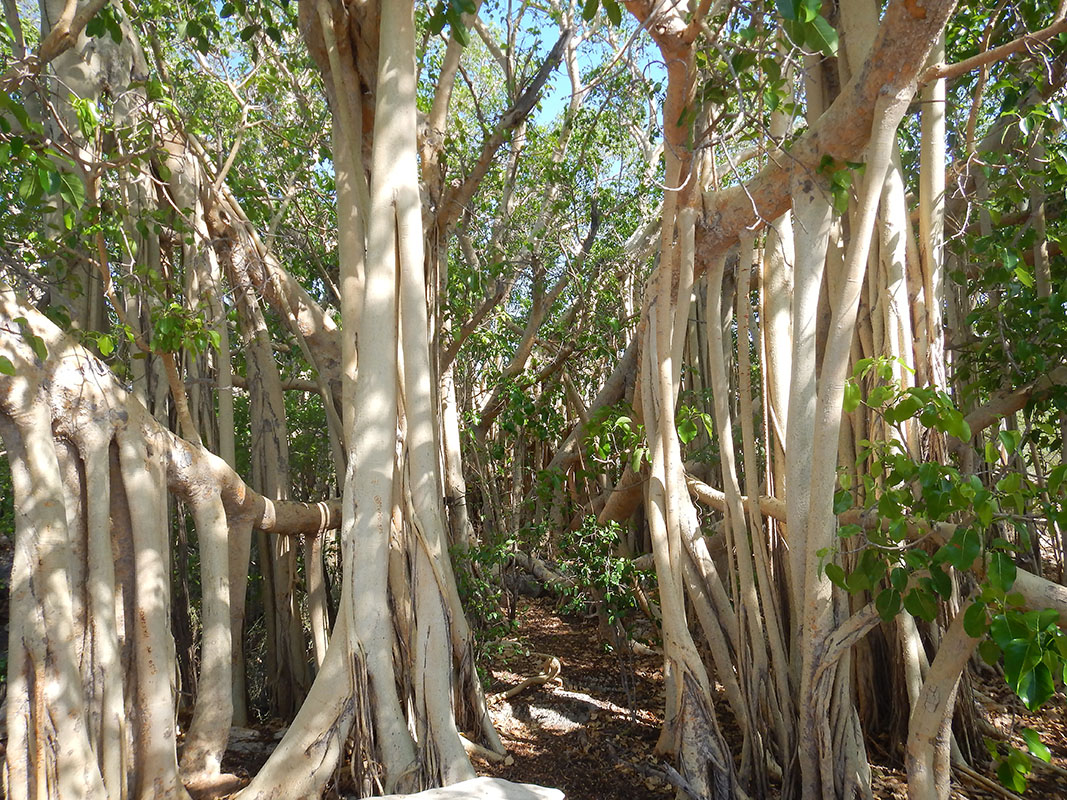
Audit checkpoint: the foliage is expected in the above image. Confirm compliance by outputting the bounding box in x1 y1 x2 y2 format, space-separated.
452 536 520 665
556 516 654 635
828 356 1067 789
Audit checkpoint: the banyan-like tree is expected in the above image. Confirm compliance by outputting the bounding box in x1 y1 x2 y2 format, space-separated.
2 1 1067 799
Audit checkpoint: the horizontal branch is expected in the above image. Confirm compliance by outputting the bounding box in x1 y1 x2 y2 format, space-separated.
962 365 1067 439
694 0 957 264
228 373 322 393
921 16 1067 84
0 285 340 537
686 474 786 521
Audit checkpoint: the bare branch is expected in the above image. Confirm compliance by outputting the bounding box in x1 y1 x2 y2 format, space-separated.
921 16 1067 84
435 27 573 231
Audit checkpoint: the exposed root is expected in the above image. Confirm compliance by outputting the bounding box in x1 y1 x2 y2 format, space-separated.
488 655 562 704
458 735 510 764
184 772 245 799
952 762 1021 799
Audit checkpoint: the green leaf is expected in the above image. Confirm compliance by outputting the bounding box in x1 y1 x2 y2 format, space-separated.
677 417 698 444
997 759 1028 793
991 613 1029 649
27 335 47 362
97 334 114 356
944 410 971 441
775 0 798 21
928 565 952 599
797 0 820 23
979 640 1001 666
602 0 622 25
582 0 599 21
1004 638 1039 685
875 588 901 621
888 392 923 423
843 379 861 412
1016 662 1055 711
890 567 908 591
1014 265 1035 288
963 602 988 638
958 528 981 569
0 355 14 375
903 587 938 622
903 549 930 570
989 552 1017 592
806 15 839 58
447 7 470 45
427 8 446 34
1037 609 1060 629
1048 464 1067 496
1021 728 1052 763
825 563 847 590
833 489 853 514
997 429 1021 456
58 172 86 209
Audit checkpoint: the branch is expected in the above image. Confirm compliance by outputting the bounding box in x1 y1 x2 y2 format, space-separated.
0 285 341 536
961 365 1067 440
2 0 108 89
435 27 573 231
693 0 958 265
686 474 787 522
921 16 1067 84
440 278 508 371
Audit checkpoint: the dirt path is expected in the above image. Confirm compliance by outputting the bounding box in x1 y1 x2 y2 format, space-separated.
474 599 675 799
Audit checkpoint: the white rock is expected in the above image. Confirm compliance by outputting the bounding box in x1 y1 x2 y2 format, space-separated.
374 777 564 800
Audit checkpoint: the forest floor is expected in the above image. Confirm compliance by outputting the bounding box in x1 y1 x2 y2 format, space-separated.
473 597 1067 800
198 594 1067 798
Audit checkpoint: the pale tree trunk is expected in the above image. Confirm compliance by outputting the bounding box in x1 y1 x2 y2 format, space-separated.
919 34 948 396
796 90 911 800
239 2 500 795
628 6 736 798
1 284 343 799
905 605 980 800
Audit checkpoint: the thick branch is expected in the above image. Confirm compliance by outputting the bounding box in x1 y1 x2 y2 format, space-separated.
2 0 108 88
435 28 572 231
921 16 1067 84
961 365 1067 438
694 0 958 263
0 286 340 536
